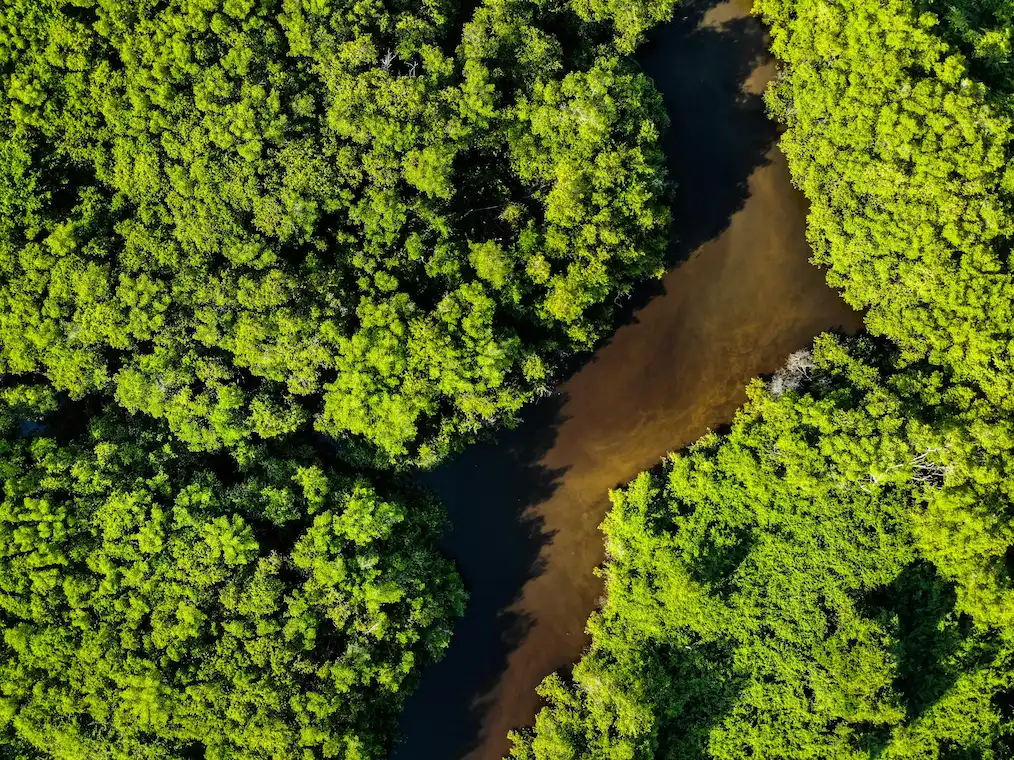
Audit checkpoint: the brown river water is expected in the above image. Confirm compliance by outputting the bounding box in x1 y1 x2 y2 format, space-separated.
393 0 862 757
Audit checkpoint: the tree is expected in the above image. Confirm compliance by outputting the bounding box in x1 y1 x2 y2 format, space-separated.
0 409 466 759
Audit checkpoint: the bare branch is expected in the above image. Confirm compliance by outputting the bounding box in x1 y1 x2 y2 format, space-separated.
768 348 814 398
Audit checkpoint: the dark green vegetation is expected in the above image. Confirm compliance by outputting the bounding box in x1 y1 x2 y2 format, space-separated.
0 397 465 759
510 0 1014 756
0 0 674 465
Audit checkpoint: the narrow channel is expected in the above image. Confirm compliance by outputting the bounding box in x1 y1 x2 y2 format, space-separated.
394 0 862 757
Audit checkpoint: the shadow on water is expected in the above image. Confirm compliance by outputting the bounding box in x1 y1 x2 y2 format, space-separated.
393 397 568 760
641 0 776 264
611 0 779 327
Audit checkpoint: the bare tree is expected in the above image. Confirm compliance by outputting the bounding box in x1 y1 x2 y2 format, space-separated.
867 447 950 487
381 49 397 72
907 449 950 486
768 348 815 398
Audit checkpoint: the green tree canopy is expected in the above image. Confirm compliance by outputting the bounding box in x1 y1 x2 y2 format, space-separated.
510 335 1014 759
0 0 671 464
0 410 466 759
759 0 1014 412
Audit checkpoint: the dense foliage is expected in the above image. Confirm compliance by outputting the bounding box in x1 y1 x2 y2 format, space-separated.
0 0 672 464
758 0 1014 410
927 0 1014 92
0 409 465 759
509 335 1014 759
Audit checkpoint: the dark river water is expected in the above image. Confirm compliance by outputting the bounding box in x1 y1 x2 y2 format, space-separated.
393 0 862 757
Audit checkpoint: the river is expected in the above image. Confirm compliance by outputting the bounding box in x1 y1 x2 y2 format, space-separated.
393 0 862 757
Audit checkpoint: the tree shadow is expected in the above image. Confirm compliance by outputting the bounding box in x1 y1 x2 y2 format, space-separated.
862 559 1014 758
862 561 969 726
392 395 568 760
611 0 779 324
685 527 755 602
639 0 776 267
991 685 1014 758
653 638 744 759
858 560 989 760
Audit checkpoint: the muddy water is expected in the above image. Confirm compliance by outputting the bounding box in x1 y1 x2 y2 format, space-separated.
393 0 862 757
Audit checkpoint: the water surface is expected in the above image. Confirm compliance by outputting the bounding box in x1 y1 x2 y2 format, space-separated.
394 0 862 757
